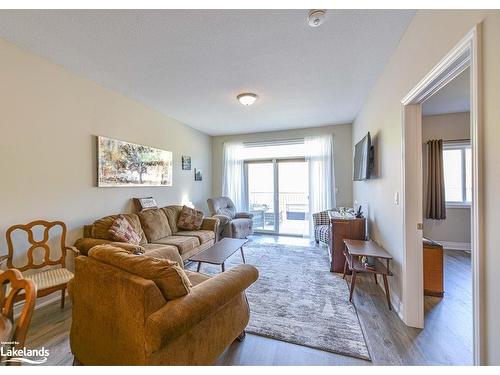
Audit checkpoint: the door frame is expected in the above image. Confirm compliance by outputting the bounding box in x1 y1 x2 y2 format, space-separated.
400 24 483 364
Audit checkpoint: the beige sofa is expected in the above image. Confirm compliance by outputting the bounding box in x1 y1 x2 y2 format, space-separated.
69 245 258 365
74 205 219 263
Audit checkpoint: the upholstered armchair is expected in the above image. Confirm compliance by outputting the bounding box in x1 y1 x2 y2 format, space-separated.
313 210 331 245
313 208 356 245
69 245 258 365
207 197 254 239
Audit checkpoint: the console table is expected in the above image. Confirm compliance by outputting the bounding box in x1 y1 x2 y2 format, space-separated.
328 216 366 273
343 239 393 310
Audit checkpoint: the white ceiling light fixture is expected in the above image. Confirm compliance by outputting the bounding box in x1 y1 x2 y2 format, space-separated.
307 9 326 27
237 93 258 106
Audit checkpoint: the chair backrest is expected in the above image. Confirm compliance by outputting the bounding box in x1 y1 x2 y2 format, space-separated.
207 197 236 218
6 220 68 272
312 210 333 226
0 269 37 357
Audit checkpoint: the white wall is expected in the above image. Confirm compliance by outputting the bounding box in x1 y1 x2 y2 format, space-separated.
0 38 212 256
352 10 500 364
211 124 353 207
422 112 471 245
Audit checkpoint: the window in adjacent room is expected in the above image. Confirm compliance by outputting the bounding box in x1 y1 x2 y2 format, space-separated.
443 141 471 206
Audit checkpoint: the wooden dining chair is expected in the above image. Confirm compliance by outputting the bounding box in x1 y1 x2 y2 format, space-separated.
1 220 78 308
0 269 37 365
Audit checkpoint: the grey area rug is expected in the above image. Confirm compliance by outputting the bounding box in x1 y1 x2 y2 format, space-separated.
186 241 371 361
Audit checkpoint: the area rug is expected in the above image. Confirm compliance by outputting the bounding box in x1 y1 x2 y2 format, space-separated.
186 241 371 360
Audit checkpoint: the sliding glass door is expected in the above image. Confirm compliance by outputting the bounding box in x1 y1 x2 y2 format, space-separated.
247 162 277 233
278 161 309 236
246 159 309 236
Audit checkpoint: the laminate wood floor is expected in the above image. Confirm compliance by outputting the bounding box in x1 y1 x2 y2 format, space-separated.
20 235 472 366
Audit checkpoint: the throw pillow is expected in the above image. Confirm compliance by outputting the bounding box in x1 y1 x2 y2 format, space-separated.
108 215 142 245
177 205 204 231
89 245 192 300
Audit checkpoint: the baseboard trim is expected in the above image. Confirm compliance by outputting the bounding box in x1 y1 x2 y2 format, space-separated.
375 275 403 320
439 241 471 252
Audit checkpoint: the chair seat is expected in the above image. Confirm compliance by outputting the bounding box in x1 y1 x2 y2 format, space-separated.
7 268 73 295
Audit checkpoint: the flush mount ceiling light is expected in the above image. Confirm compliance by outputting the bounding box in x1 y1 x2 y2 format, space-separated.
237 93 258 106
307 9 326 27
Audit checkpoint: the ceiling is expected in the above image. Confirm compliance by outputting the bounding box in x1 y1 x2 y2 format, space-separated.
423 67 470 116
0 10 415 135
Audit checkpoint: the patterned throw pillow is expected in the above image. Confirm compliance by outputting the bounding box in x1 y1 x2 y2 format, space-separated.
177 205 204 231
108 215 142 245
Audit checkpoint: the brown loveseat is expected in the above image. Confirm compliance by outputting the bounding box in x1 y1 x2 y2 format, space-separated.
74 205 219 263
69 245 258 365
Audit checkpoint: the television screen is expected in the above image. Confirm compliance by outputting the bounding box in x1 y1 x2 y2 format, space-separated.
353 132 372 181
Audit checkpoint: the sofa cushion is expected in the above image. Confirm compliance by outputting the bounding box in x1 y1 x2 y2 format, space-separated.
92 214 147 245
175 230 215 244
89 245 191 300
138 209 172 242
109 215 142 245
162 205 183 233
142 243 183 266
153 236 200 255
177 206 204 231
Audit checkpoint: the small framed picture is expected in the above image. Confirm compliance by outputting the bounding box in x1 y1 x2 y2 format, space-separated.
194 168 203 181
133 197 158 211
182 155 192 170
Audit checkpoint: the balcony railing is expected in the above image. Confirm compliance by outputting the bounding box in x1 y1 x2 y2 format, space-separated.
249 191 309 233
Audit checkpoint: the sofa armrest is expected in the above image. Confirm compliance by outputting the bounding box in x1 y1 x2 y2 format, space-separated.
145 264 258 352
235 212 254 219
212 214 230 227
74 238 145 256
200 217 219 232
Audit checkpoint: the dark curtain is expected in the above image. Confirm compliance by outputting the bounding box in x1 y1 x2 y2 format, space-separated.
425 139 446 220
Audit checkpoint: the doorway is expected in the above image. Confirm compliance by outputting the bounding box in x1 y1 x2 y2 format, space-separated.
419 66 472 364
400 25 482 364
246 159 309 236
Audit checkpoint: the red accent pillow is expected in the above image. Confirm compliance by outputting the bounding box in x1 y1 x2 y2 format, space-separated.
108 215 142 245
177 206 204 231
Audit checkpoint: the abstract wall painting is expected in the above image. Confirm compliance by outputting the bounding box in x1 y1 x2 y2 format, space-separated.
97 136 173 187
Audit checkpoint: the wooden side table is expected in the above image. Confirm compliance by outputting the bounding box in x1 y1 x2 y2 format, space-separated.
343 239 393 310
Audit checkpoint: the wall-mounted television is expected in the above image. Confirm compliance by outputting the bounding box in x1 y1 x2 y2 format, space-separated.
353 132 374 181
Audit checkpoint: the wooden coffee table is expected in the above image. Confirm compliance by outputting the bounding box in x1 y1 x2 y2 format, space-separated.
189 238 248 273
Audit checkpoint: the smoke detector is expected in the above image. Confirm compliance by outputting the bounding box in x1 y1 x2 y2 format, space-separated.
307 9 326 27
